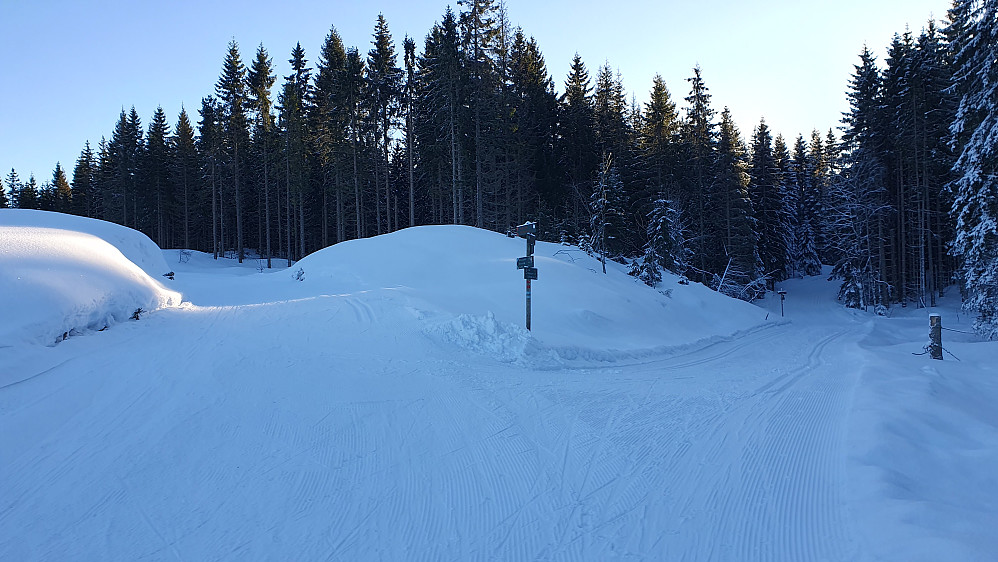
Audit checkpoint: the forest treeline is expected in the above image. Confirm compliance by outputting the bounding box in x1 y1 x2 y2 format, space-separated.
2 0 996 338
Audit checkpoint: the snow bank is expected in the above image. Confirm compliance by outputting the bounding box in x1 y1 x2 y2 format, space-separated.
1 209 174 277
0 211 181 346
292 225 769 362
846 299 998 560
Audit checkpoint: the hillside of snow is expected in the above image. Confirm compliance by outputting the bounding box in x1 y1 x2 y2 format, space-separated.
2 213 996 560
0 210 181 349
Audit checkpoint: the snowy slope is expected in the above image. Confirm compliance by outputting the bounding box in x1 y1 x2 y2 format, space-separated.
292 225 770 363
2 216 997 561
0 210 181 350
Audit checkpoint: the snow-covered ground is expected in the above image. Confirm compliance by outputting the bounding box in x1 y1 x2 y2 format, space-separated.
1 210 995 560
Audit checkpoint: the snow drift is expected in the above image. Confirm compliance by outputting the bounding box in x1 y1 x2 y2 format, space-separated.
0 210 181 347
292 225 770 364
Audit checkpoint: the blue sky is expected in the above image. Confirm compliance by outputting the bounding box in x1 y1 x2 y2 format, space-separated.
1 0 948 185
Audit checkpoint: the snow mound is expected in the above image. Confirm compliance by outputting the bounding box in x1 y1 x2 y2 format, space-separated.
0 213 181 346
0 209 173 277
427 310 530 363
293 225 769 358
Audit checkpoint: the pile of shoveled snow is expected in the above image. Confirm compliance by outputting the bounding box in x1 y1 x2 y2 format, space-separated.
0 210 181 347
291 225 770 363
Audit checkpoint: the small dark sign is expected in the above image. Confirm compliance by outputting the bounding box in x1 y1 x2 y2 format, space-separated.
516 222 537 238
523 267 538 280
517 256 534 269
526 234 535 256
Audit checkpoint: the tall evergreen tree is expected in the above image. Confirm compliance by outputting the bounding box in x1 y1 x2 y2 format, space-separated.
51 162 72 213
172 108 199 250
19 174 39 210
458 0 502 228
559 54 597 237
366 14 402 235
248 43 277 265
712 108 761 297
71 142 96 217
949 0 998 337
144 106 172 244
0 175 7 208
216 40 250 262
418 8 466 225
679 66 717 280
198 97 224 257
791 134 822 277
403 35 417 228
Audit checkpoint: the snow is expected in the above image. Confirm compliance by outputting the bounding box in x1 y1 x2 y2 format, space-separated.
0 210 181 350
2 212 997 560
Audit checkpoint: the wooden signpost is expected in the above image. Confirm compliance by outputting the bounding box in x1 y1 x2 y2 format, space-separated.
516 222 538 330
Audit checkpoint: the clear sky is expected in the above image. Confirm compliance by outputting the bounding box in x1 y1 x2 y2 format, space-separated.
1 0 949 185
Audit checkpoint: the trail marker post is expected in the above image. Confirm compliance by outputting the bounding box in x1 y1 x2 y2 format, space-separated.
777 289 787 317
929 314 942 360
516 222 538 331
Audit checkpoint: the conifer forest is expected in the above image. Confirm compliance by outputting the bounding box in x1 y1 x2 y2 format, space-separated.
3 0 997 338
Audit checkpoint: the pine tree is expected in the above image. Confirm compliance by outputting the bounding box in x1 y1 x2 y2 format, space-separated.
172 108 199 250
508 30 558 226
106 108 143 226
71 141 96 217
679 66 717 280
19 174 39 210
0 175 7 208
216 40 250 262
366 14 402 235
458 0 502 228
791 135 822 276
403 35 417 228
144 106 172 244
198 96 224 258
830 47 891 310
51 162 72 213
559 54 597 238
711 108 761 298
278 42 312 261
5 169 21 208
248 43 277 264
638 75 681 202
589 154 626 273
749 119 787 290
418 8 466 226
949 0 998 338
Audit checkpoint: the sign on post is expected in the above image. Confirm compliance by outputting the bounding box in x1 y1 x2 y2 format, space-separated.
515 222 538 331
516 222 537 238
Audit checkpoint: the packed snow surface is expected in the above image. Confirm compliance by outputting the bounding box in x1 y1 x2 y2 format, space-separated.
1 214 996 560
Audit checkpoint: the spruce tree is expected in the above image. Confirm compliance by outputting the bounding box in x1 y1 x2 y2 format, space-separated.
216 40 251 262
5 169 20 209
248 43 277 264
559 54 597 237
679 66 717 279
418 8 466 226
144 106 172 244
403 35 417 228
366 14 402 235
949 0 998 337
791 135 822 276
19 175 39 210
711 108 761 298
172 108 199 250
198 97 224 257
0 175 7 208
52 162 72 213
71 142 96 217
